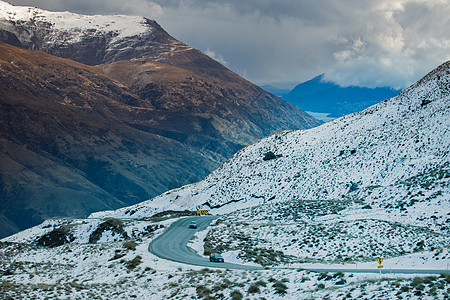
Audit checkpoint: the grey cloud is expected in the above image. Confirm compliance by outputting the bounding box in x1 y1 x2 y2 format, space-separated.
5 0 450 89
6 0 162 18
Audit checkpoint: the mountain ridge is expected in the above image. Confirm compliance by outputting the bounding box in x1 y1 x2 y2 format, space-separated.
2 63 448 300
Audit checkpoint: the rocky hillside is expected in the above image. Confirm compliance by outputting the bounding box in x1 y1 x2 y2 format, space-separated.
0 42 223 237
95 60 307 157
0 2 320 238
100 60 449 234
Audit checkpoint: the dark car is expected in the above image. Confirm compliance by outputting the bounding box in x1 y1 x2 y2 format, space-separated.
188 221 197 229
209 253 224 263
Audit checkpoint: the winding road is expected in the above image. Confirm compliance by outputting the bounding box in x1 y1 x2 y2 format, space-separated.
149 216 450 274
148 215 262 270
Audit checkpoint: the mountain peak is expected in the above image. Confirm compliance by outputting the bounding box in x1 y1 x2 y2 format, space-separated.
0 1 191 66
0 1 150 39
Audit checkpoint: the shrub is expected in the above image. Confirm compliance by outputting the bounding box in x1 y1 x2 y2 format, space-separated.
124 255 142 270
230 289 243 300
248 284 260 294
415 284 425 291
336 279 347 285
263 151 281 161
196 285 211 299
411 277 424 287
273 281 288 294
423 276 437 285
318 272 333 281
36 226 74 247
110 250 126 261
214 279 233 291
256 280 267 287
440 273 450 284
123 240 136 251
89 218 129 243
429 286 437 296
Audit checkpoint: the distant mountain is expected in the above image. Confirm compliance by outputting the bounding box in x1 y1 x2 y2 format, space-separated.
285 74 401 118
0 2 320 238
98 60 450 236
260 85 291 98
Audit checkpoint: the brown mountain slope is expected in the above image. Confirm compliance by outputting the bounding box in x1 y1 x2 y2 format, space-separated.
0 42 217 237
96 60 304 157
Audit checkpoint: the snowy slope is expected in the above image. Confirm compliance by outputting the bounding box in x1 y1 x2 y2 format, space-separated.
96 60 450 221
0 1 191 64
0 1 148 42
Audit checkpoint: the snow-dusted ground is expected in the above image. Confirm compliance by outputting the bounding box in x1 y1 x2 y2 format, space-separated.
202 199 449 272
187 225 261 268
1 213 449 299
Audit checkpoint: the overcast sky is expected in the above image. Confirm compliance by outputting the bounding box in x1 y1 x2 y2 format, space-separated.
6 0 450 89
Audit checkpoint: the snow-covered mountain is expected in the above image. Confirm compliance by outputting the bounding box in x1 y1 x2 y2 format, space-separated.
96 60 449 229
0 1 186 65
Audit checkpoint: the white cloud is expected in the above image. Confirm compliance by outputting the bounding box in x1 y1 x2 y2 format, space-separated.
204 49 228 66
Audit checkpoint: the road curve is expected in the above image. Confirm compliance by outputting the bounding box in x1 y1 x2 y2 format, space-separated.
149 216 450 275
148 216 263 270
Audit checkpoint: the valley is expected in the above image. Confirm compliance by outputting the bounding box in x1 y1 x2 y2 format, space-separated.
0 1 449 299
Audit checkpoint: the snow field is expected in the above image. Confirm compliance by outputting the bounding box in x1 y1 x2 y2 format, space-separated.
1 218 449 299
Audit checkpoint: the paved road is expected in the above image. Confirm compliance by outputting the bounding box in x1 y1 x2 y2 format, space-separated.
300 268 449 275
148 215 263 270
149 216 450 274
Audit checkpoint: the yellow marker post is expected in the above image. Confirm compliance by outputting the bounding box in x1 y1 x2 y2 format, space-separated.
377 257 383 273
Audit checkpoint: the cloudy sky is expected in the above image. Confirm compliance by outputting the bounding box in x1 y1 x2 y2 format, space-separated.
7 0 450 89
